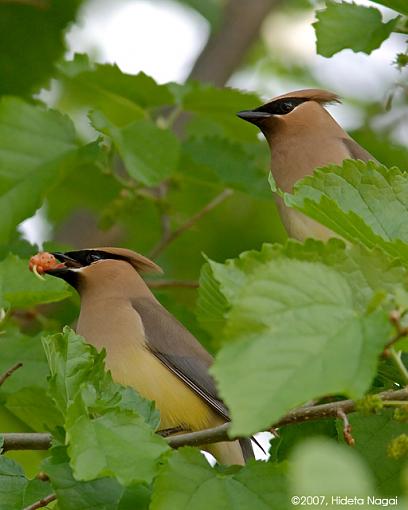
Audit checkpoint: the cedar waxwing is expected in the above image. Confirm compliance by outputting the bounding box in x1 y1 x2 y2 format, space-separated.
237 89 376 241
44 247 253 465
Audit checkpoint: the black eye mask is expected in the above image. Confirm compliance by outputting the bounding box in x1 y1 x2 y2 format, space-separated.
254 97 308 116
62 250 124 267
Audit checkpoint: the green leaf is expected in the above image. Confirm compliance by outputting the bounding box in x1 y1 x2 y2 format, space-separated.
181 136 270 198
5 387 63 431
197 239 404 338
269 420 337 462
181 82 261 115
286 160 408 262
338 411 408 496
314 2 399 57
68 409 167 485
207 242 392 434
43 327 168 485
0 456 25 510
0 254 71 309
43 446 124 510
0 327 49 395
197 261 229 341
117 483 151 510
371 0 408 16
290 438 375 506
0 456 51 510
181 82 262 143
91 112 180 186
151 448 289 510
0 97 77 189
59 56 174 126
0 0 82 96
0 97 95 244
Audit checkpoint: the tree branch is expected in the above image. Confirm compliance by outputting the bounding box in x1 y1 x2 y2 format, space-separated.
1 433 52 451
3 387 407 452
188 0 282 87
23 493 56 510
0 362 22 387
148 188 233 259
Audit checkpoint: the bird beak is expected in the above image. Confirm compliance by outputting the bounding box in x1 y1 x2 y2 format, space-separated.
236 110 272 125
44 252 83 276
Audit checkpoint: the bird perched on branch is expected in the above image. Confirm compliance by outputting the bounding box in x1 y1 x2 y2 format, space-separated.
34 247 253 465
237 89 376 241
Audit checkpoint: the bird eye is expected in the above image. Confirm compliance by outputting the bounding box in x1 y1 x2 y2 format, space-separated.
279 101 294 114
86 252 102 264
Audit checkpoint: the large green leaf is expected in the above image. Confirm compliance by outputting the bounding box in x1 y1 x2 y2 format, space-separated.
43 446 124 510
181 136 270 198
0 0 82 96
314 2 399 57
339 411 408 496
290 438 375 508
0 327 49 395
0 97 77 189
285 160 408 263
151 448 289 510
58 55 174 127
199 240 397 434
0 97 95 244
371 0 408 16
0 456 51 510
91 111 180 186
43 328 167 485
212 256 390 434
181 82 262 143
0 254 71 309
197 239 405 339
5 387 63 432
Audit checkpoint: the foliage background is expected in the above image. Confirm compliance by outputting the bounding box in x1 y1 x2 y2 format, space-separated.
0 0 407 508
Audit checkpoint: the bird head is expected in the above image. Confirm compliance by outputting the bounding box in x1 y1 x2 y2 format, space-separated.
44 247 163 289
237 89 341 137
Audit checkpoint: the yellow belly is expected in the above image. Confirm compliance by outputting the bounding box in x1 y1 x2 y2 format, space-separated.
105 343 218 431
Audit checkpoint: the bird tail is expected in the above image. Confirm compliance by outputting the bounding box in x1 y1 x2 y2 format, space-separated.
205 437 254 465
239 437 255 462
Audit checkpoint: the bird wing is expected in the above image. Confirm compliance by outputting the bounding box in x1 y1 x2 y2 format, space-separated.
342 137 377 163
131 297 230 421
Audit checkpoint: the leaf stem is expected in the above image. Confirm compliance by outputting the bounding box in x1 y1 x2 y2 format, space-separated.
389 347 408 384
0 362 23 387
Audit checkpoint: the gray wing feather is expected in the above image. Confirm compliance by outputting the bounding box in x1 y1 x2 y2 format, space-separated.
342 138 377 163
132 297 230 421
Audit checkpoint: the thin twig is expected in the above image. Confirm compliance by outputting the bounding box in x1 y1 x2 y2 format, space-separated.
23 493 56 510
146 279 199 289
0 362 22 387
385 310 408 349
3 387 407 452
337 409 355 446
149 188 234 259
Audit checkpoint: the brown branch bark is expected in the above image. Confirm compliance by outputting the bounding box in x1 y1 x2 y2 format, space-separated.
3 387 407 452
188 0 282 87
23 493 56 510
1 432 52 451
0 363 22 387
